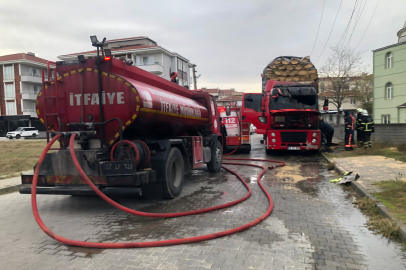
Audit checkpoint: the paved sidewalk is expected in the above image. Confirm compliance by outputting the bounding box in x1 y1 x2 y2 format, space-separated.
329 155 406 194
0 171 31 193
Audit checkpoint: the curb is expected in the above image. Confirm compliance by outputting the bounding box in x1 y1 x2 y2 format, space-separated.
321 153 406 241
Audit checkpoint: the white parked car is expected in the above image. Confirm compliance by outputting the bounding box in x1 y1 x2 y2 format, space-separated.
250 124 257 134
6 127 39 139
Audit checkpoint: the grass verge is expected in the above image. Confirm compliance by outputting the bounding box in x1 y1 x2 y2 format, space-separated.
354 197 401 239
373 180 406 223
0 140 48 178
326 143 406 162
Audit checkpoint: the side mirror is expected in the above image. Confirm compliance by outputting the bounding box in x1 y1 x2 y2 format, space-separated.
323 98 329 111
225 105 231 116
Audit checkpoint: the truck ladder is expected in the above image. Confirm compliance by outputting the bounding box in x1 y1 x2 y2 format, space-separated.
41 61 61 148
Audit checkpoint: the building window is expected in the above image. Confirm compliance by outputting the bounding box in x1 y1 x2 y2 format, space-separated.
6 101 16 115
386 83 393 99
142 56 155 65
386 52 393 69
178 59 183 70
350 98 356 105
329 114 333 122
382 115 390 124
178 79 183 86
5 83 15 98
4 64 14 80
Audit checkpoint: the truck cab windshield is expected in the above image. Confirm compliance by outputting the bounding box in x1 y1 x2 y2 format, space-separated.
270 86 318 110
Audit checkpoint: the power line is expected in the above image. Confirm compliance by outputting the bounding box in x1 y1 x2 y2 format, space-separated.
355 0 380 49
345 0 368 48
315 0 343 64
310 0 327 57
323 0 359 63
337 0 359 48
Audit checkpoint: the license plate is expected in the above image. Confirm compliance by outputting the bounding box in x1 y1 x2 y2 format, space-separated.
287 147 300 150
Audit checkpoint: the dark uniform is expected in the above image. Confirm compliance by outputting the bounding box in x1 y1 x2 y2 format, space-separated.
344 112 355 150
320 120 334 146
356 113 364 146
361 115 374 147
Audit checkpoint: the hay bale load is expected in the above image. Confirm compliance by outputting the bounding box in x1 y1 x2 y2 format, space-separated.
261 56 318 92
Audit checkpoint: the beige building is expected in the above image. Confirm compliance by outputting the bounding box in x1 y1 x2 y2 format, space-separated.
318 76 372 124
201 88 244 106
59 36 192 87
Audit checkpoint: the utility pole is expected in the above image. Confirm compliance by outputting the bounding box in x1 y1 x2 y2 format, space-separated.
192 64 197 90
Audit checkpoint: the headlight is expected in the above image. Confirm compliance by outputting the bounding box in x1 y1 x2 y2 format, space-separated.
258 116 267 123
312 139 316 143
271 132 276 137
271 139 276 143
312 132 317 137
274 116 285 122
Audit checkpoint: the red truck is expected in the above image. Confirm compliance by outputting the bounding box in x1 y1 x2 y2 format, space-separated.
20 37 223 199
218 106 251 153
242 56 322 152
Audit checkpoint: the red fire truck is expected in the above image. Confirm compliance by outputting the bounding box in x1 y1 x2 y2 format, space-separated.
218 106 251 153
20 37 223 199
242 56 322 152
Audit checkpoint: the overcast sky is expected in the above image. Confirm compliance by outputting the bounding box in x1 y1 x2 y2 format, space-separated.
1 0 405 92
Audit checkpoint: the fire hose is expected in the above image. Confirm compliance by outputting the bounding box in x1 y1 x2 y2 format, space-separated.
31 134 285 248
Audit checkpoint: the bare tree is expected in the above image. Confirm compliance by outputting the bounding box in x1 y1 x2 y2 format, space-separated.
353 73 373 114
320 46 367 123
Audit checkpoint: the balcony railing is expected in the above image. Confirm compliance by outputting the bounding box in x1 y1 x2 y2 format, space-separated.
21 72 54 80
23 108 36 112
137 62 162 66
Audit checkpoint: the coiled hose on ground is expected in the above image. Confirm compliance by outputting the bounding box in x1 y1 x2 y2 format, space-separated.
31 134 285 248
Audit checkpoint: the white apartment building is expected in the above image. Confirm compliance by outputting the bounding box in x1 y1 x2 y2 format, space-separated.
58 36 192 87
0 53 53 136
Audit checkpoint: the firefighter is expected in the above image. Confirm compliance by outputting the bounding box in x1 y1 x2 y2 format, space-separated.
319 115 334 148
219 117 228 152
355 108 364 147
344 111 355 151
361 109 374 148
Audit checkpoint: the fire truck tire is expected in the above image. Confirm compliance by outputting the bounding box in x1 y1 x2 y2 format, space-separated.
163 147 184 199
266 149 273 155
207 140 222 172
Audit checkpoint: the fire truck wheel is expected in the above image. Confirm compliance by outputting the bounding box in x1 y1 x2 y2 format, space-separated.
163 147 185 199
266 149 273 155
207 140 222 172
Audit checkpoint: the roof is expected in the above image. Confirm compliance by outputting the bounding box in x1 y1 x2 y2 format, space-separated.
219 90 232 95
319 76 361 81
106 36 149 42
60 45 160 57
318 91 358 98
0 53 50 65
397 103 406 108
217 96 242 102
373 41 406 52
206 89 219 93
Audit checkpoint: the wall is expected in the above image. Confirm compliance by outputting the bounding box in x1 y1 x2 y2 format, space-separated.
373 42 406 123
331 124 406 144
14 64 22 115
0 65 4 116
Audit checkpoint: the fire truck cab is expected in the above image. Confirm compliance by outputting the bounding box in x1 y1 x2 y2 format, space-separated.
219 106 251 153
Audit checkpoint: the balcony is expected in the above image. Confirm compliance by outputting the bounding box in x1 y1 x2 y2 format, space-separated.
136 62 164 75
23 109 38 118
20 73 53 84
22 90 39 100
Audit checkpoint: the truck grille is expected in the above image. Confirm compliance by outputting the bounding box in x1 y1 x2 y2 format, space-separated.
280 132 307 143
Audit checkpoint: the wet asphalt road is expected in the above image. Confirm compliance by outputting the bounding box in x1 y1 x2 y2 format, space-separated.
0 134 406 270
